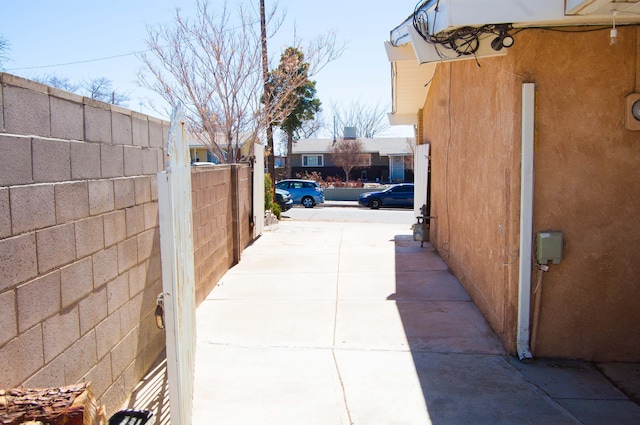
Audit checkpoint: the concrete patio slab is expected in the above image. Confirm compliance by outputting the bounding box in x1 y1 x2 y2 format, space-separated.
408 352 581 425
558 399 640 425
196 299 336 348
231 252 340 274
335 300 505 354
336 270 471 301
507 358 629 400
336 271 400 300
505 359 640 424
125 219 640 425
390 271 472 301
213 271 338 301
333 349 432 425
182 220 640 425
597 362 640 403
338 252 397 274
192 344 349 425
394 251 450 272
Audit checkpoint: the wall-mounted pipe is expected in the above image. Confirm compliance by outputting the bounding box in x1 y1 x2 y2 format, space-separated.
530 265 549 354
517 83 535 361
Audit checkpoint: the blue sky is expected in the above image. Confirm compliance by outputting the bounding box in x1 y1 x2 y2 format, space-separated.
1 1 414 136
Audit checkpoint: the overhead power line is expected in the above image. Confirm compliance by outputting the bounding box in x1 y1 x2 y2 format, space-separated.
5 49 151 71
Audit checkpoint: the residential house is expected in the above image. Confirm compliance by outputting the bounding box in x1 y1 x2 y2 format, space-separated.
387 1 640 362
188 131 256 164
291 137 414 183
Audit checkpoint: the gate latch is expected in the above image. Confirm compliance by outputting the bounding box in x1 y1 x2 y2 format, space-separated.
155 293 165 329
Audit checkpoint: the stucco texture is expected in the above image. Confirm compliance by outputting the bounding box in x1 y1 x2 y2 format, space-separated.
422 27 640 361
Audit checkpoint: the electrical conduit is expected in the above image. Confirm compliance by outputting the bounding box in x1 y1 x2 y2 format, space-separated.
517 83 535 361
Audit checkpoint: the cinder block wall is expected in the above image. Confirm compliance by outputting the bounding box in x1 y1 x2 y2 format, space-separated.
191 164 253 305
0 73 167 412
1 73 258 413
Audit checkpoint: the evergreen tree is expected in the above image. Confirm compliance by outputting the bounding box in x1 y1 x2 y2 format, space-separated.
267 47 321 178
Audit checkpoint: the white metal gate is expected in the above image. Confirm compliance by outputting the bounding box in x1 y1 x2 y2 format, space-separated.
414 143 430 218
157 106 196 425
253 143 265 238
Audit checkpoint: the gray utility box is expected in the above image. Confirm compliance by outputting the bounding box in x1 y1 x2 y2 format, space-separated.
536 231 563 265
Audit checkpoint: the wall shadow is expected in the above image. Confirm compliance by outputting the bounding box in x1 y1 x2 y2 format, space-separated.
388 238 640 424
388 235 518 424
125 351 171 425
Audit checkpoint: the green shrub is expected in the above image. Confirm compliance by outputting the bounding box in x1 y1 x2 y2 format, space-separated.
271 202 282 219
264 173 282 219
264 173 274 211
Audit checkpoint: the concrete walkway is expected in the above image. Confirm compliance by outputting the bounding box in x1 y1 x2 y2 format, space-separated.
189 220 640 424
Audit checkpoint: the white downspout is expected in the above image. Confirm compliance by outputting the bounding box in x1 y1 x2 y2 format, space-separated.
517 83 535 361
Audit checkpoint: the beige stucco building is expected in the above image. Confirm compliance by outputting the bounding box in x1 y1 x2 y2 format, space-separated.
388 2 640 362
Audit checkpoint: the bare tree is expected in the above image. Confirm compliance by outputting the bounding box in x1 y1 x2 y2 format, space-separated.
33 74 79 93
297 111 325 139
329 98 390 138
329 138 369 184
0 35 9 70
84 77 130 105
33 74 129 105
139 0 342 164
404 137 416 171
139 1 264 163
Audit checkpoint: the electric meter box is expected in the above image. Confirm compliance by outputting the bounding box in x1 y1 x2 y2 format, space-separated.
536 231 563 265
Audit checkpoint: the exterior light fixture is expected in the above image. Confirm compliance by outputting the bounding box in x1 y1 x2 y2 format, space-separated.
491 33 515 51
502 34 514 48
632 99 640 121
624 93 640 131
610 11 618 45
610 27 618 45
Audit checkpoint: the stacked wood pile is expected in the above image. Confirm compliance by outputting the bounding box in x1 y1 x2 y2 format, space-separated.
0 383 106 425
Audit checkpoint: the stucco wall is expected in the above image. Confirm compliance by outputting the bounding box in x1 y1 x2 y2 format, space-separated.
423 59 521 353
423 27 640 361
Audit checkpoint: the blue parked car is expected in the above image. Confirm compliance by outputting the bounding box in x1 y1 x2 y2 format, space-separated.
275 179 325 208
358 183 414 209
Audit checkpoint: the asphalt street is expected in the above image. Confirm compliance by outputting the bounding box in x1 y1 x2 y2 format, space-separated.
281 202 415 224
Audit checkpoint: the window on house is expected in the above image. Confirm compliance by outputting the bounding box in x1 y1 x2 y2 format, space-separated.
358 153 372 166
303 155 323 167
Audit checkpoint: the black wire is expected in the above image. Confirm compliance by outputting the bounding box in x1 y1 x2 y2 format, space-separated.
412 0 433 42
408 1 640 60
423 73 435 87
513 24 640 35
411 1 513 59
512 26 603 35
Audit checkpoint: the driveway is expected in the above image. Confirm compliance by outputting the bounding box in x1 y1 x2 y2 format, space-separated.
123 211 640 424
190 218 640 424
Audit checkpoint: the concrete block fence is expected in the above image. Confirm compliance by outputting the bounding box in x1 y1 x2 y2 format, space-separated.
191 163 252 306
0 73 255 414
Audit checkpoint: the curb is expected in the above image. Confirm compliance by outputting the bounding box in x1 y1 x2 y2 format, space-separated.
320 201 361 208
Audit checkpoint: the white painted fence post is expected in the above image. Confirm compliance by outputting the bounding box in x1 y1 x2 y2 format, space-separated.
157 105 196 424
253 143 265 238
